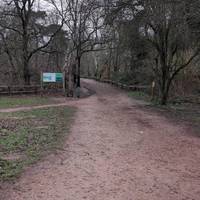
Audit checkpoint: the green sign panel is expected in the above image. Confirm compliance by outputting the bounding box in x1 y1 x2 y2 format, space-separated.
43 73 63 83
56 73 63 82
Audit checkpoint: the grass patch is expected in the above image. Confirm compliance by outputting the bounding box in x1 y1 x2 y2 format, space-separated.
128 91 200 134
128 91 150 102
0 96 55 109
0 106 75 180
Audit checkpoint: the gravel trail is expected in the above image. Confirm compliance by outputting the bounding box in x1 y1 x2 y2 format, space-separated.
1 79 200 200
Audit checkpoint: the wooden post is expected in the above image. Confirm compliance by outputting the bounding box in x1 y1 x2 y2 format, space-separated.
151 81 156 100
8 86 11 96
63 72 66 95
40 72 43 96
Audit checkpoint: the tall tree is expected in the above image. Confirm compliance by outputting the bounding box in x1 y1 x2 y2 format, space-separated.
106 0 200 104
142 0 200 104
50 0 105 87
0 0 63 85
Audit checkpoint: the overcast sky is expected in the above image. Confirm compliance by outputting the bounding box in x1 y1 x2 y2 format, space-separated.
35 0 55 12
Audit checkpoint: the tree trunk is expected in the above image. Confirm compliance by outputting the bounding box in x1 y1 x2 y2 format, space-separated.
67 65 74 97
77 56 81 87
158 49 170 105
160 91 168 105
22 27 30 85
23 58 30 85
160 78 172 105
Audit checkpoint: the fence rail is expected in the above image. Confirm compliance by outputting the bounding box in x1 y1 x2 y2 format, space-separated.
0 85 41 95
84 77 151 92
0 78 151 95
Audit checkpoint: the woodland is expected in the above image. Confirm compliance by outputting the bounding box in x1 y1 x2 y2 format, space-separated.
0 0 199 104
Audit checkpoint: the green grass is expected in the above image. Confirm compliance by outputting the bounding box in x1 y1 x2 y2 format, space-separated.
128 91 150 102
0 96 54 109
128 91 200 134
0 106 75 180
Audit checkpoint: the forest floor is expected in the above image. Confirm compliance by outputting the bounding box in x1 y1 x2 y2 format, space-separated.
0 79 200 200
128 91 200 136
0 96 57 109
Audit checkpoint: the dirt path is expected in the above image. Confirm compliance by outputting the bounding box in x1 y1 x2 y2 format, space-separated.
1 79 200 200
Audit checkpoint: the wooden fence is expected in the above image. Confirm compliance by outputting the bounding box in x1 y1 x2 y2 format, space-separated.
0 85 41 95
0 78 151 95
85 77 151 92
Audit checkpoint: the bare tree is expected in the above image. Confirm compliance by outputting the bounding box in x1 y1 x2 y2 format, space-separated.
142 0 200 104
50 0 106 88
0 0 63 85
104 0 200 104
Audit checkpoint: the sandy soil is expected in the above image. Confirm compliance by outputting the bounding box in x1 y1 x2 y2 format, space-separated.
0 79 200 200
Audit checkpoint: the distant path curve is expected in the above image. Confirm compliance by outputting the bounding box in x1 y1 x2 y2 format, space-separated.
1 79 200 200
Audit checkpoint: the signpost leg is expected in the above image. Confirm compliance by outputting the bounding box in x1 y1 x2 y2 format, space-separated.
40 72 43 96
63 72 66 95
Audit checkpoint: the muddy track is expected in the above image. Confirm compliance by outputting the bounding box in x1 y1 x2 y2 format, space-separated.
1 79 200 200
